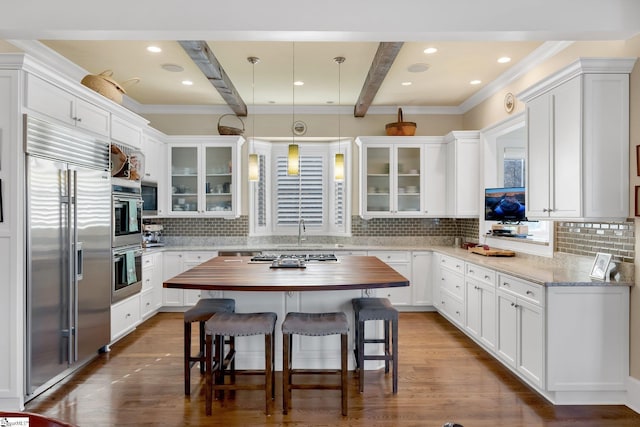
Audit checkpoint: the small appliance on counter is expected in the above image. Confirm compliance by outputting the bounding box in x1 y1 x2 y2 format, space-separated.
143 224 164 247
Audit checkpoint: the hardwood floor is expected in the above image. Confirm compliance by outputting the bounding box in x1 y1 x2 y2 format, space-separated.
25 312 640 426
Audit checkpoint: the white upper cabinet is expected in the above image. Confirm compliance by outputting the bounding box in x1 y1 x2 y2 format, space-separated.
444 131 480 218
25 73 111 137
356 136 447 218
111 114 143 149
518 58 636 221
167 136 244 218
423 140 448 217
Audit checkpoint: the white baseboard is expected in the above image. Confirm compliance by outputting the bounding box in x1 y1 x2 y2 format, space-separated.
627 376 640 414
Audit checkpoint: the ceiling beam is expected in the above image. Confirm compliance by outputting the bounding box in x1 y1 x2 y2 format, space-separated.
178 40 247 116
353 42 404 117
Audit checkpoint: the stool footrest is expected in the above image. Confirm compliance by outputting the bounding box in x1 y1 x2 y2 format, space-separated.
289 368 342 375
363 354 393 361
290 383 342 391
363 338 385 344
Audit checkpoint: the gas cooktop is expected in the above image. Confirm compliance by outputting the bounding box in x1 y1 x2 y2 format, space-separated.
250 253 338 262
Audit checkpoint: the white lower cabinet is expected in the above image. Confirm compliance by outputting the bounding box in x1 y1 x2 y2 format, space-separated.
141 251 163 319
162 251 217 307
111 294 141 342
433 252 629 404
368 251 412 306
435 254 465 326
496 282 544 389
411 252 432 306
464 262 496 352
546 286 629 401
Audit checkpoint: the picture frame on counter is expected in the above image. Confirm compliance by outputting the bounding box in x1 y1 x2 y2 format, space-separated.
636 186 640 217
0 179 3 222
637 145 640 176
589 252 612 280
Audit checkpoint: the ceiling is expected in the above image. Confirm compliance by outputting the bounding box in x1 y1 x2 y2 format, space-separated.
32 40 545 114
2 1 638 116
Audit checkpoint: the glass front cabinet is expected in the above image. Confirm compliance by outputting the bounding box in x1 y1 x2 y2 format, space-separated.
167 136 244 217
356 137 425 218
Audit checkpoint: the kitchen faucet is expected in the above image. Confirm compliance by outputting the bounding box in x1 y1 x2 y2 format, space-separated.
298 218 306 245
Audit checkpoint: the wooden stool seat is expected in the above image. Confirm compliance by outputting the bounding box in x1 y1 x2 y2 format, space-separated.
282 312 349 416
205 311 277 416
183 298 235 395
352 297 398 394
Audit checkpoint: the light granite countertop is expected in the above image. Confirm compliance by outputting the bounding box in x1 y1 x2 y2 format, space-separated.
145 241 634 287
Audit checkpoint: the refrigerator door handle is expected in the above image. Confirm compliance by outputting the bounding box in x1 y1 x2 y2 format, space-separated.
70 169 79 363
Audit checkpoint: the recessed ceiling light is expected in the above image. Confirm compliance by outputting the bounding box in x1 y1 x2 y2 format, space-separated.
181 80 193 86
423 47 438 54
470 80 482 85
497 56 512 64
161 63 184 72
294 81 304 86
147 46 162 53
401 81 412 86
407 63 429 73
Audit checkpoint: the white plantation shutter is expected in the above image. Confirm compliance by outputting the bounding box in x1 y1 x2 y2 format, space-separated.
333 180 344 226
276 156 324 226
256 154 267 226
249 141 350 236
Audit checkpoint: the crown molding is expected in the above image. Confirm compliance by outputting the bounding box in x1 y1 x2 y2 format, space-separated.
458 41 573 113
517 56 638 102
129 102 462 116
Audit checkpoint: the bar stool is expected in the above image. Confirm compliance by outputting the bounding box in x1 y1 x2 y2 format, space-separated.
183 298 235 395
282 312 349 416
352 297 398 394
204 311 277 416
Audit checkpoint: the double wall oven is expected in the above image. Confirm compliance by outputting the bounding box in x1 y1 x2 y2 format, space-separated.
111 177 143 303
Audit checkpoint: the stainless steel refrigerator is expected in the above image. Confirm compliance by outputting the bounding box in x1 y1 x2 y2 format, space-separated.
25 116 111 399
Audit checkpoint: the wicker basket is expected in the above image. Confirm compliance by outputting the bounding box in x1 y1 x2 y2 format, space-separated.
81 70 127 104
217 114 245 135
385 108 417 136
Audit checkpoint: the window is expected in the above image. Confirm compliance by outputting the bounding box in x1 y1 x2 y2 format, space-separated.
249 140 350 236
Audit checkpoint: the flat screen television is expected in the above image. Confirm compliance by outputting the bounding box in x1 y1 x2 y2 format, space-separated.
484 187 526 222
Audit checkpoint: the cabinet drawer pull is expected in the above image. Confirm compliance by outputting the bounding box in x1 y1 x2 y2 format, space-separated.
526 290 534 296
484 275 490 280
503 282 510 287
469 269 474 273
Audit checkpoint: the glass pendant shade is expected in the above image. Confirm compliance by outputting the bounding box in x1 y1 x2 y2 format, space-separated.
248 153 259 181
334 153 344 181
288 144 299 176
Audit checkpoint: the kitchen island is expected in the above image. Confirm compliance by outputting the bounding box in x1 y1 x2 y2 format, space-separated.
164 255 409 370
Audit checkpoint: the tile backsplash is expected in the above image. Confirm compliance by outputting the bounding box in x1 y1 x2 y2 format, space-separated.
555 220 635 263
146 216 479 241
145 216 634 264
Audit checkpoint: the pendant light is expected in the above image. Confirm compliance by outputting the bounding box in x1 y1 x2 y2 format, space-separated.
287 42 299 176
334 56 345 181
247 56 260 182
